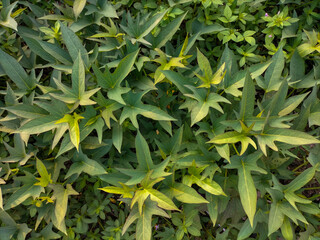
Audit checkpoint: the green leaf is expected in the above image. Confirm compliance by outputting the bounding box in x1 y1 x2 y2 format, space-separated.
207 194 219 226
210 63 226 86
16 223 31 240
219 44 238 87
0 226 17 240
18 116 60 134
3 104 49 119
216 144 230 163
226 153 266 223
108 86 130 106
1 134 32 165
292 85 317 130
97 1 118 18
35 158 52 187
99 98 122 128
208 131 256 156
122 206 140 236
4 173 44 210
59 22 89 67
73 0 86 19
279 92 309 116
290 49 305 83
239 71 255 120
139 11 167 39
112 123 123 153
285 166 315 192
224 152 266 173
268 202 284 236
0 49 35 90
72 51 85 99
0 2 18 30
309 112 320 126
297 31 319 57
51 52 100 105
155 126 183 155
38 40 73 65
51 184 78 232
39 15 73 21
245 36 256 45
153 12 187 49
56 111 105 157
65 148 107 178
4 184 43 210
123 200 169 239
147 188 179 211
0 208 16 226
297 203 320 215
183 86 230 126
281 217 294 240
112 49 139 88
200 23 226 34
153 48 186 84
51 123 69 150
131 189 150 214
284 191 311 211
237 218 257 240
225 61 271 97
171 183 209 204
40 223 61 240
99 183 135 198
120 91 176 128
279 202 308 225
265 47 285 92
193 177 226 196
162 70 196 94
256 129 320 155
0 187 3 209
197 48 212 79
140 104 176 122
265 80 288 116
136 131 154 171
4 83 18 106
238 160 256 226
118 133 170 185
224 5 232 19
22 36 57 63
92 64 113 89
55 113 84 150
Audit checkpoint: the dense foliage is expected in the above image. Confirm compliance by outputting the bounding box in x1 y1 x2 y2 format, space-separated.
0 0 320 239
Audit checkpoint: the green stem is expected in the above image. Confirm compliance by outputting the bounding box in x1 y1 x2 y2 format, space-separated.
287 88 295 98
292 161 308 173
308 194 320 200
205 226 215 239
98 219 105 230
224 169 228 191
304 186 320 191
300 88 310 94
206 87 211 101
232 144 240 156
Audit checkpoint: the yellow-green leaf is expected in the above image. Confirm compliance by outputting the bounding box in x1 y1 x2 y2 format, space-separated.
238 160 256 226
73 0 86 19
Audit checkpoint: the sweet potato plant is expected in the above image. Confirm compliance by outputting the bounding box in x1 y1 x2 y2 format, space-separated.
0 0 320 239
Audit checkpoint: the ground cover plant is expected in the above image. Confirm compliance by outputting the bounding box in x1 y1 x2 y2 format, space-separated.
0 0 320 239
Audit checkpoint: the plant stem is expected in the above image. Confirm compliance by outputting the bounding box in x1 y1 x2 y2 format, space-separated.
232 144 240 156
292 161 308 173
304 186 320 191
